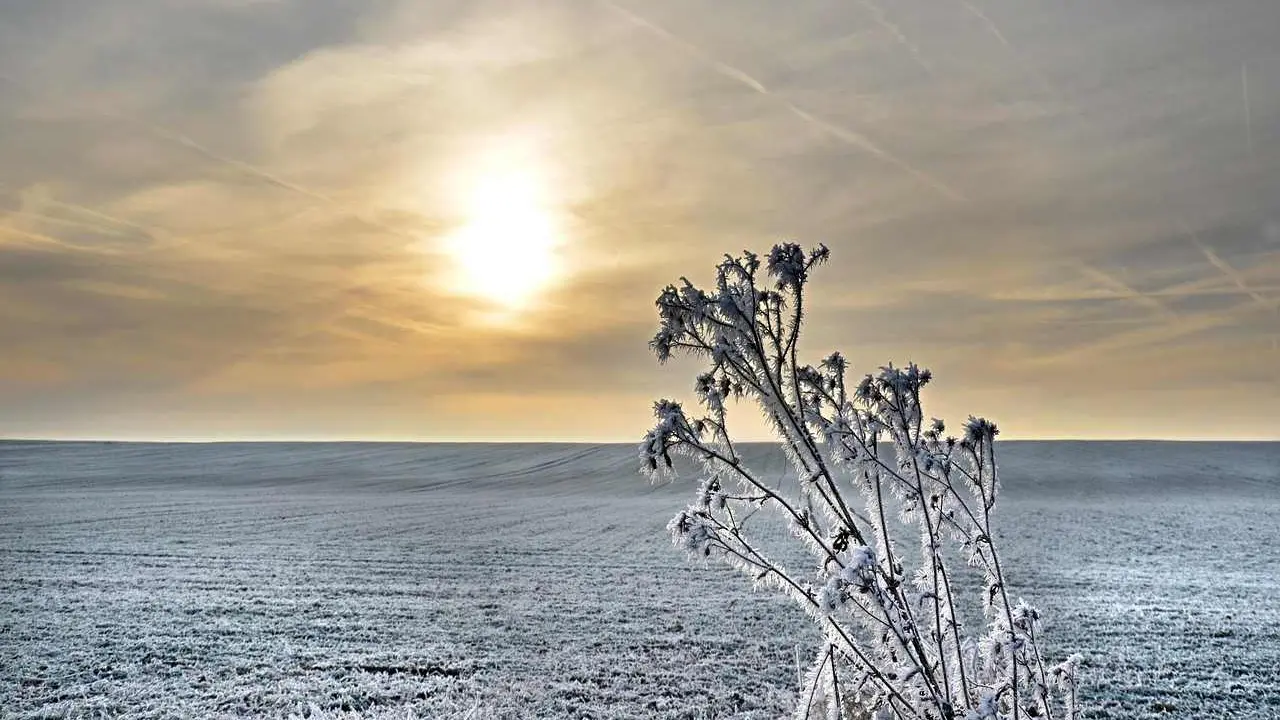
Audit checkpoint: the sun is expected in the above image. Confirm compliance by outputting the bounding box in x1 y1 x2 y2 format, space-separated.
441 163 563 311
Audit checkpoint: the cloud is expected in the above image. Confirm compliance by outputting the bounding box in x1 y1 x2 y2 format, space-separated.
1 0 1279 439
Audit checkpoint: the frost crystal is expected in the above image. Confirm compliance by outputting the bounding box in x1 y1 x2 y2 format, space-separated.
640 244 1084 720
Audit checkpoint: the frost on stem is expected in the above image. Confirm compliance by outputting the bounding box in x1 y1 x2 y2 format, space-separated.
639 244 1083 720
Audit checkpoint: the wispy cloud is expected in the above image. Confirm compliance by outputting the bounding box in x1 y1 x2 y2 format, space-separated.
1 0 1278 439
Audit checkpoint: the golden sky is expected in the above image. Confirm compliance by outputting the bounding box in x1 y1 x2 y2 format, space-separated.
1 0 1278 440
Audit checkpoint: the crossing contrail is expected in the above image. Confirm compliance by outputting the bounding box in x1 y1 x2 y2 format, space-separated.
1182 220 1276 312
599 0 966 203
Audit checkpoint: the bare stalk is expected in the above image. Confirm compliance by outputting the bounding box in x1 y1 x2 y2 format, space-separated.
642 244 1081 719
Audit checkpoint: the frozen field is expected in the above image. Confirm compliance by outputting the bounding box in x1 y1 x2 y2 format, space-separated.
2 441 1278 719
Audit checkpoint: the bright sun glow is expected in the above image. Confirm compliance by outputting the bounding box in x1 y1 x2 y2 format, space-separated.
442 161 563 311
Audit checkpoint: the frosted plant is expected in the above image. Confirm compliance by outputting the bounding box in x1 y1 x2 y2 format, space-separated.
640 244 1083 720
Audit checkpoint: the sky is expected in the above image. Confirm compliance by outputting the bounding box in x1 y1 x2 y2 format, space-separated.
1 0 1278 441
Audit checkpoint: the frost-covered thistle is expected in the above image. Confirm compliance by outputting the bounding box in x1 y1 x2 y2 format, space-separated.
640 244 1083 720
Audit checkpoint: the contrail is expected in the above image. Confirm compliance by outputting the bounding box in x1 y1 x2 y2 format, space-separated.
955 0 1058 99
1242 62 1254 155
7 210 135 239
1182 220 1276 312
1153 272 1280 300
128 118 446 249
4 87 347 245
0 222 123 254
1044 311 1227 363
599 0 772 94
599 0 966 203
44 199 164 240
137 122 336 205
1075 262 1174 318
859 0 935 77
1180 218 1280 374
957 0 1010 47
2 71 339 210
118 119 458 378
713 61 769 94
2 71 459 386
995 280 1280 303
783 104 966 201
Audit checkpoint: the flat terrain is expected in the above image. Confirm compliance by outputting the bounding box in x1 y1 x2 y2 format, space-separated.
2 442 1278 719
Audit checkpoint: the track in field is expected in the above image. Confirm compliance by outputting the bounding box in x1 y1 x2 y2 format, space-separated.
2 442 1278 718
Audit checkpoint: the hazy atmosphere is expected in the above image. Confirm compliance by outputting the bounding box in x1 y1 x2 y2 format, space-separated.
2 0 1278 440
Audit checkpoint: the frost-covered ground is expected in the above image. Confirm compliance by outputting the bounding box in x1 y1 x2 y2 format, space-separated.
1 441 1277 719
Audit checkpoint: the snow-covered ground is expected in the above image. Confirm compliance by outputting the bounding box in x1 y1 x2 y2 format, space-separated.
2 441 1277 718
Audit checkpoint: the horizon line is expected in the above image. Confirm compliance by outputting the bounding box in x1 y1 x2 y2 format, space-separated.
3 436 1278 444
